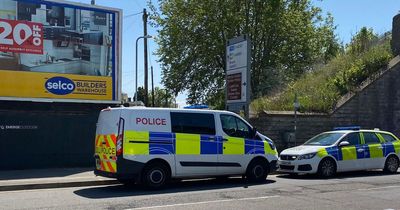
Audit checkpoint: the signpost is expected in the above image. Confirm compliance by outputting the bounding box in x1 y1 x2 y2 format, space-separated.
226 35 251 118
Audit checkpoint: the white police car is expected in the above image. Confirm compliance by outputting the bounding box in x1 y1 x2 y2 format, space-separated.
278 127 400 177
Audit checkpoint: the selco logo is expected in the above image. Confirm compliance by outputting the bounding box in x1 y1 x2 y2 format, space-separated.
45 77 75 95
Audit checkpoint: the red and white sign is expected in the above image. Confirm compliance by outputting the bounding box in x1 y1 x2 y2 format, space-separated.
0 19 43 54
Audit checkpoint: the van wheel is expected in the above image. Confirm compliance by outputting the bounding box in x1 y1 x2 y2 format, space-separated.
141 162 169 189
246 159 269 182
384 155 399 174
317 158 336 178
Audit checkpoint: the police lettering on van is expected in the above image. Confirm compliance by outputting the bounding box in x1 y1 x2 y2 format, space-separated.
94 107 278 188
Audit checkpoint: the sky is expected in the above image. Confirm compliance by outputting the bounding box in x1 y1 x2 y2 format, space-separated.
70 0 399 107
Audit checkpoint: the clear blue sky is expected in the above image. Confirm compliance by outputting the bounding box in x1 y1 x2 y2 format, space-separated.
71 0 399 106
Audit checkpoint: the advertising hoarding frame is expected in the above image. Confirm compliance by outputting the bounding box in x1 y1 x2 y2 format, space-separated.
0 0 122 104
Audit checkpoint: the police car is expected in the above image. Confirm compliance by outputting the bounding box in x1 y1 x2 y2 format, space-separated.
278 127 400 177
94 107 278 188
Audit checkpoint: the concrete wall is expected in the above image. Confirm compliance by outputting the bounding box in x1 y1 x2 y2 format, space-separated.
251 56 400 152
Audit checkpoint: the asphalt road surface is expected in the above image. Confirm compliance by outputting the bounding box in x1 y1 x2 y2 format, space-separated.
1 171 400 210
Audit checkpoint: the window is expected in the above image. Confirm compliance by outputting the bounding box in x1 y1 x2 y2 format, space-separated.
304 133 345 146
171 112 215 135
220 114 253 139
381 133 397 143
341 133 360 146
363 132 381 144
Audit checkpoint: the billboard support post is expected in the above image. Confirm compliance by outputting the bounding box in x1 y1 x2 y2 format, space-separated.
225 35 251 119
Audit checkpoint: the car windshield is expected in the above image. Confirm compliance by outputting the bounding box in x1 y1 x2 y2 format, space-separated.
303 133 345 146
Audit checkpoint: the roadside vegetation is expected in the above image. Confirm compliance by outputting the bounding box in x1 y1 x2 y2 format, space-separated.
251 28 393 113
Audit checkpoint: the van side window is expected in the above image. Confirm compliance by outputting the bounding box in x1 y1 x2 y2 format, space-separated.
220 114 252 139
171 112 216 135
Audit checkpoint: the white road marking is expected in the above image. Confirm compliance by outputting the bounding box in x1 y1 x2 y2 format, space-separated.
127 195 280 210
358 185 400 191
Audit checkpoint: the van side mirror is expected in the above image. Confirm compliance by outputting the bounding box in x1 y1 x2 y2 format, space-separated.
252 127 258 138
338 141 350 147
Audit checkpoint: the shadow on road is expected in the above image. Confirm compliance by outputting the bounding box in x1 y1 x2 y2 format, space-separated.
74 177 276 199
0 167 93 180
276 170 400 180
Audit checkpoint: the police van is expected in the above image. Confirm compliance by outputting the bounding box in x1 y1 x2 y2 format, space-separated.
94 107 278 188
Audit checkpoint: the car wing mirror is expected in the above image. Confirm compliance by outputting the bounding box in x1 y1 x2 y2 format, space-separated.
338 141 350 147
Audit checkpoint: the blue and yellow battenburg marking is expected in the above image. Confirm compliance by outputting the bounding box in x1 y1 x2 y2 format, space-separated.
317 141 400 161
123 131 277 155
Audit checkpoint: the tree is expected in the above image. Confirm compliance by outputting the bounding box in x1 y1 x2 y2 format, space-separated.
149 0 340 105
149 87 176 107
134 87 146 103
347 27 378 55
135 86 176 107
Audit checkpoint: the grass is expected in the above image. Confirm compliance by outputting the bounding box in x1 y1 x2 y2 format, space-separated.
251 40 393 114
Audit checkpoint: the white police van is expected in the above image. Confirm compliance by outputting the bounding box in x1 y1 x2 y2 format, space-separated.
94 107 278 188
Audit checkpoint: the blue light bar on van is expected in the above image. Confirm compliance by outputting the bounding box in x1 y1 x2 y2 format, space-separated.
333 126 361 131
184 104 209 109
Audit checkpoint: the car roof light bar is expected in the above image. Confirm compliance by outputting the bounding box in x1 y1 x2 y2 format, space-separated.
333 126 361 131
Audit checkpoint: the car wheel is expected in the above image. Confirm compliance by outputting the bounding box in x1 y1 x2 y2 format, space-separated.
317 158 336 178
384 155 399 174
246 159 269 182
141 162 170 189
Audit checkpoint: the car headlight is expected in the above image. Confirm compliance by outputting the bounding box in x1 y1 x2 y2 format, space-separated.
297 153 317 160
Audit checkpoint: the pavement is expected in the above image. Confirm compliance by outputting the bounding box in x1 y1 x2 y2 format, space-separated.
0 167 119 192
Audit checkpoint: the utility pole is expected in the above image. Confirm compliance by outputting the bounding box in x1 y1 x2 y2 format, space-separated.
151 66 155 107
143 8 149 106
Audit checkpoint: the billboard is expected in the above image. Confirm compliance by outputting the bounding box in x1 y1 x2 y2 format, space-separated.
0 0 121 103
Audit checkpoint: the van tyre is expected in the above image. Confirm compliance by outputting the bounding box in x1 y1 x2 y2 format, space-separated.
317 158 336 178
141 162 169 189
384 155 399 174
246 159 269 182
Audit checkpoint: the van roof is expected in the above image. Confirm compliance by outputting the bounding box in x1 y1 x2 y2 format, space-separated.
104 106 236 114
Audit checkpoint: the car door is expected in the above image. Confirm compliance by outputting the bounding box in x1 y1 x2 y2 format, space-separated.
337 132 364 172
361 132 385 169
217 114 255 175
171 112 218 176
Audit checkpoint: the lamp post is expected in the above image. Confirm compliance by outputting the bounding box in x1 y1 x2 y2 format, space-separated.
293 93 300 146
135 35 152 102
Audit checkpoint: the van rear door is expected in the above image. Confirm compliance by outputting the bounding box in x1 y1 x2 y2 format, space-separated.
94 108 121 174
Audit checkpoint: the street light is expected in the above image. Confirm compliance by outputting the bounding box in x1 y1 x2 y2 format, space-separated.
135 35 152 102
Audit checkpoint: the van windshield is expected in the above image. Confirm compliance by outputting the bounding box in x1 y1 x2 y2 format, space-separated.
303 133 345 146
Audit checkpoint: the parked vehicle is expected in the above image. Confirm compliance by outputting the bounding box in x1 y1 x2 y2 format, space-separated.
278 127 400 177
94 107 278 188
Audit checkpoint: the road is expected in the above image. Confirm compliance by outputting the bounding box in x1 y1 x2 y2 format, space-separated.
1 171 400 210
